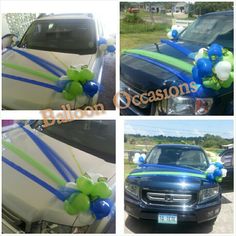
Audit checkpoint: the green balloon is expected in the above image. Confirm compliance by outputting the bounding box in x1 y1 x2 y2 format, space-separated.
203 77 221 90
76 176 94 195
215 176 223 183
67 68 80 81
66 193 90 213
69 81 83 96
219 73 233 88
223 51 234 69
64 200 80 215
63 90 75 100
77 68 94 84
91 181 112 199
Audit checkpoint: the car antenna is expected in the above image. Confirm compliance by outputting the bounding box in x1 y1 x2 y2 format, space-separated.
154 43 160 53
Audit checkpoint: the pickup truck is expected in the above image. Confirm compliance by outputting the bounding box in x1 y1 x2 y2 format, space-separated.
125 144 221 224
120 11 233 115
2 120 115 233
2 14 108 110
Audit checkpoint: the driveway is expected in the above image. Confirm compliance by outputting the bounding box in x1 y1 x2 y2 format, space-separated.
124 191 234 234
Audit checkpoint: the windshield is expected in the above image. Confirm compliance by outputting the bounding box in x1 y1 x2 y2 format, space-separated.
30 120 115 163
146 147 209 171
179 13 233 49
18 19 97 54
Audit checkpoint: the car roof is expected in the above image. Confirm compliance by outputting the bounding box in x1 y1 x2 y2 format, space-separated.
155 144 203 150
201 10 233 17
37 14 94 21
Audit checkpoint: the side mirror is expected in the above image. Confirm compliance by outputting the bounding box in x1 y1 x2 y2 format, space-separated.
2 34 18 49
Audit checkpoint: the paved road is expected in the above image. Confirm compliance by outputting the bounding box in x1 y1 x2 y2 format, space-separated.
124 191 234 234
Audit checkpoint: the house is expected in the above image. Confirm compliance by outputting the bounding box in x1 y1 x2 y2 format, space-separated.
173 2 189 14
145 3 166 13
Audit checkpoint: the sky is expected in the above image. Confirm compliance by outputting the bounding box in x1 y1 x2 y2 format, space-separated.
124 120 234 139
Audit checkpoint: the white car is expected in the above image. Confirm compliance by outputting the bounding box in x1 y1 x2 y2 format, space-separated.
2 120 116 233
2 14 109 110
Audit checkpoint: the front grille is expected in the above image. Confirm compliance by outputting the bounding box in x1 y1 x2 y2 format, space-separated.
142 190 197 207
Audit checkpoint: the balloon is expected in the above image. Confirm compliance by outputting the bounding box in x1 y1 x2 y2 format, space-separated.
107 45 116 53
171 29 178 39
192 66 202 84
77 68 94 84
214 162 224 169
67 68 80 81
215 60 231 81
206 173 215 181
83 80 99 97
77 211 96 226
138 156 145 164
91 181 112 199
65 182 78 189
194 48 208 62
98 37 107 45
208 44 223 63
197 58 213 77
59 186 78 199
223 50 234 69
213 169 222 177
76 176 94 195
206 164 216 174
90 199 112 220
63 81 83 100
215 176 223 183
221 168 227 178
203 76 221 90
65 193 90 215
167 31 173 39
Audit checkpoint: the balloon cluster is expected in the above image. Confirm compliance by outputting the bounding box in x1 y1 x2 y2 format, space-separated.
63 67 99 100
205 162 227 183
64 175 113 220
133 153 146 165
98 38 116 53
192 44 234 90
167 25 184 40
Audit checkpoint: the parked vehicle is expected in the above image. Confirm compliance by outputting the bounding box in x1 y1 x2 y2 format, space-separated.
219 148 234 188
2 14 106 110
125 144 221 224
120 11 233 115
2 120 115 233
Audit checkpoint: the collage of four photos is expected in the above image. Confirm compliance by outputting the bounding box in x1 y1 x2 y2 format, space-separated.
1 0 235 234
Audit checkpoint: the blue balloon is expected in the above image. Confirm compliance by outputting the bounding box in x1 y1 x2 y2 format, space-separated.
83 80 99 97
138 156 145 164
171 30 178 39
208 43 223 63
214 162 223 169
192 66 202 84
213 169 222 177
98 37 107 46
91 199 112 220
206 173 215 182
107 45 116 53
196 58 213 77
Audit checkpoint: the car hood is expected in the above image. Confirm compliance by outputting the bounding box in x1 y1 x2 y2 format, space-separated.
127 164 214 192
2 47 96 77
2 125 115 226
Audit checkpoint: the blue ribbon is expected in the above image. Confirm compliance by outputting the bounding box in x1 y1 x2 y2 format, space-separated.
9 48 66 77
160 39 194 59
2 156 66 201
2 73 62 92
20 126 78 181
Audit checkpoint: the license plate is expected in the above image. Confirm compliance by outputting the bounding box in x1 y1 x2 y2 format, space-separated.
158 213 177 224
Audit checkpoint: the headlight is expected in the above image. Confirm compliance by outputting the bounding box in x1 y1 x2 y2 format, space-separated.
125 182 139 199
199 186 219 203
155 96 213 115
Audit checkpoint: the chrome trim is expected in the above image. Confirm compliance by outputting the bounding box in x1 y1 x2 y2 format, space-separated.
2 218 25 233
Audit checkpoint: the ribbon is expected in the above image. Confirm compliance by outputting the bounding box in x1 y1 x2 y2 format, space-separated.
129 171 206 178
2 156 65 201
20 125 78 181
160 39 194 59
2 140 66 186
9 48 66 77
3 62 59 82
123 49 193 74
2 73 62 92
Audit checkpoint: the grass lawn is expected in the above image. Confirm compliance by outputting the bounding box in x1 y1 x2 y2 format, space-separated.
124 159 137 178
120 31 167 50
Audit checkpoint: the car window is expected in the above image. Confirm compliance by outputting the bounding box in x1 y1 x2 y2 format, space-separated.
18 19 97 54
179 13 233 49
30 120 115 163
146 147 208 170
221 149 233 167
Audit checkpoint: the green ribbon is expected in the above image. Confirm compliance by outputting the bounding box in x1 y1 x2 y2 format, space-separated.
123 49 194 74
3 62 59 82
2 141 66 186
129 171 206 178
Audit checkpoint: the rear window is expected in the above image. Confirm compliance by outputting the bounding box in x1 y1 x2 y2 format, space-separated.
18 19 97 54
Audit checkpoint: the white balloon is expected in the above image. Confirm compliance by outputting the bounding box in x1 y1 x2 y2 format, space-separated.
141 153 146 159
77 211 96 226
65 182 77 189
195 48 207 62
215 61 231 81
133 153 141 164
221 168 227 178
167 31 173 39
206 164 216 174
